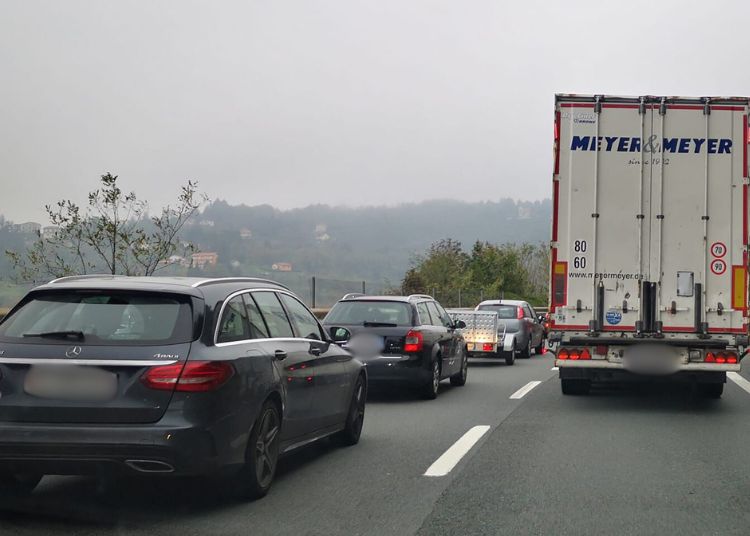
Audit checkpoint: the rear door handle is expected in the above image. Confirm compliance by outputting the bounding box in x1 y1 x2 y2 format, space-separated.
274 350 288 361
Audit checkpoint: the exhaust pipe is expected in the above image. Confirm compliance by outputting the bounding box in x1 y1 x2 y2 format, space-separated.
125 459 175 473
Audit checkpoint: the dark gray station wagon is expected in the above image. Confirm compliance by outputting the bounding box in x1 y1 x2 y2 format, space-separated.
0 276 366 499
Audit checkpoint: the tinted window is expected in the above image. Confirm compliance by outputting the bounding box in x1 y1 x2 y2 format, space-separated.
217 295 252 343
433 302 454 327
477 304 519 319
0 291 194 346
523 305 535 319
416 302 432 326
252 291 294 338
425 302 444 327
325 301 412 326
243 294 270 338
279 293 323 340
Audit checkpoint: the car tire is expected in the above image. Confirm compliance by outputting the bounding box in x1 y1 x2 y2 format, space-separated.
0 472 42 497
231 400 281 500
520 339 532 359
561 379 591 395
504 347 516 366
334 375 367 446
698 383 723 399
422 359 441 400
450 350 468 387
534 340 545 355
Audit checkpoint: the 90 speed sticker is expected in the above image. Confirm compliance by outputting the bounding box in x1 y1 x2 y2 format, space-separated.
710 259 727 275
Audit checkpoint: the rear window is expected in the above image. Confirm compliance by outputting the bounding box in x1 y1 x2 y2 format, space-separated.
325 301 413 326
0 291 195 346
477 304 519 319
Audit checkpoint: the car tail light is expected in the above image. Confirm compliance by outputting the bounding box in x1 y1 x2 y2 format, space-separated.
580 348 591 360
482 343 494 352
517 307 524 319
404 330 424 353
141 361 234 392
558 348 569 360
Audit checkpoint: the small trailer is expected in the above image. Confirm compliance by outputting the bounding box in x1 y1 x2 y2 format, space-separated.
446 309 502 359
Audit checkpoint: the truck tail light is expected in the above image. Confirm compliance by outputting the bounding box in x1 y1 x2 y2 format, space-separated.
595 345 608 356
568 349 581 360
558 348 569 360
580 348 591 360
704 351 737 364
404 330 424 353
482 343 494 352
141 361 234 392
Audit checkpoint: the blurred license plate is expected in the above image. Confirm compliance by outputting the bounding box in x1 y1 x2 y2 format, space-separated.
24 365 117 401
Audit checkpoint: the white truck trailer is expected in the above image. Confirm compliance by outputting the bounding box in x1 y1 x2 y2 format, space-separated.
549 94 750 396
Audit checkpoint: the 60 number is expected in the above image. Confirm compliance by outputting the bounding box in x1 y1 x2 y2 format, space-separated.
574 256 587 269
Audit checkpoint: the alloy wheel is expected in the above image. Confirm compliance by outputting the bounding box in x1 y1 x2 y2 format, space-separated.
254 407 280 488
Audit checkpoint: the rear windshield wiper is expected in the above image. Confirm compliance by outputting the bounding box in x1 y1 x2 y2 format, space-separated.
363 321 398 328
22 330 85 340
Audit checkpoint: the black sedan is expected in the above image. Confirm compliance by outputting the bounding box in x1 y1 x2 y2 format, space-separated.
0 276 366 499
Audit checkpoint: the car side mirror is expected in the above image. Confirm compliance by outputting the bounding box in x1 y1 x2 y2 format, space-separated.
330 326 351 344
538 315 545 323
455 320 467 329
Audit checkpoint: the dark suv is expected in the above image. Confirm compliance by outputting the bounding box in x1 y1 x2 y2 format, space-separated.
0 276 366 499
322 294 467 399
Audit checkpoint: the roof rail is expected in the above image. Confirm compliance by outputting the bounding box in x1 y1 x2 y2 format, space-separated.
47 274 114 284
341 292 365 300
191 277 291 291
407 294 434 301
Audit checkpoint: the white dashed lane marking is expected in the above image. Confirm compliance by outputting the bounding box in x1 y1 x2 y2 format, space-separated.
424 425 491 477
510 381 542 399
727 372 750 395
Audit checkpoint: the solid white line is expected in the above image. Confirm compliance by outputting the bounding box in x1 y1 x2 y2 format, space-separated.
727 372 750 395
551 367 559 371
510 381 542 399
424 425 491 477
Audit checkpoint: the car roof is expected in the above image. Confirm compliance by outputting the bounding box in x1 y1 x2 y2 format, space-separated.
477 299 527 306
31 275 290 298
338 294 435 304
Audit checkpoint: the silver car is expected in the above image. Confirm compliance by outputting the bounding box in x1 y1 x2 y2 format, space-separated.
475 300 545 363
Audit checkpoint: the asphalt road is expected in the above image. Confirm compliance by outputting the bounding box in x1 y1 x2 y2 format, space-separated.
3 352 750 536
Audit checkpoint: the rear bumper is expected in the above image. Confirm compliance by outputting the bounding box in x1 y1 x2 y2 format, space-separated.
556 360 740 372
0 417 234 477
558 361 730 384
361 355 430 385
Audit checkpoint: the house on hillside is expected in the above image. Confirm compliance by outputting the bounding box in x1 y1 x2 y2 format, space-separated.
191 252 218 270
14 222 41 234
272 262 292 272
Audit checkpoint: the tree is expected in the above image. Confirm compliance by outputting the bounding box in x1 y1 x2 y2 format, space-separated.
6 173 208 282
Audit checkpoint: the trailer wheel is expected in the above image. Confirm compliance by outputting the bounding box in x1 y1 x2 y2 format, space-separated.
561 379 590 395
504 347 516 366
698 383 723 399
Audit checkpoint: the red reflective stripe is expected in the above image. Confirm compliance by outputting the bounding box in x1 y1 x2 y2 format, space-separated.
554 111 561 175
552 180 560 241
601 104 639 109
560 103 594 108
744 114 748 178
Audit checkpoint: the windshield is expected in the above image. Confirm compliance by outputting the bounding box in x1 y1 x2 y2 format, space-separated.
0 291 194 345
477 304 519 319
325 301 413 326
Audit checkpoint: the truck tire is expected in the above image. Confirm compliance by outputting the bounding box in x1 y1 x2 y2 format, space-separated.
561 379 591 395
699 383 723 399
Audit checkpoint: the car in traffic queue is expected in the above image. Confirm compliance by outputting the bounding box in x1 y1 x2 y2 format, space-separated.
475 299 545 363
0 276 366 499
322 294 468 399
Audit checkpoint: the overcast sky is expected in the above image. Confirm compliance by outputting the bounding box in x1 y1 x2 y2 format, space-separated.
2 0 749 222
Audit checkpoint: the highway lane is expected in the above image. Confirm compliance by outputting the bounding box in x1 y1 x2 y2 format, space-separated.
418 372 750 536
0 352 556 536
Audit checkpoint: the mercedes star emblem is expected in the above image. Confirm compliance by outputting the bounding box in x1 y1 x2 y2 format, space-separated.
65 346 82 358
